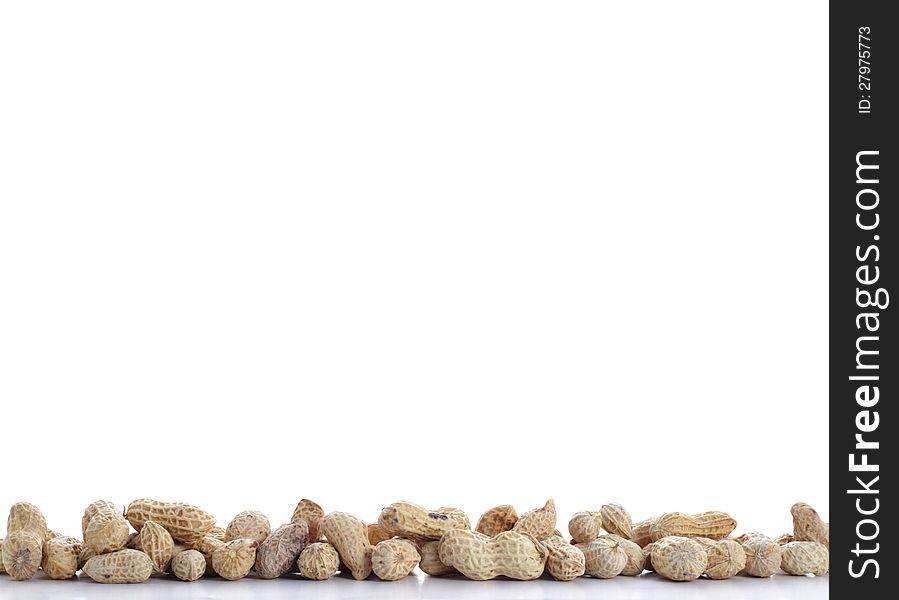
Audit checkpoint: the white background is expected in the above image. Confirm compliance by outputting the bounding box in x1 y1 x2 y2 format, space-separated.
1 0 827 585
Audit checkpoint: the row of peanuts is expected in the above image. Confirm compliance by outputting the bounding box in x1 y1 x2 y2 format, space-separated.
0 498 829 583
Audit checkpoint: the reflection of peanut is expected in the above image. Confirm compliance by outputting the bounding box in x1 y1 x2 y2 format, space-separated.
780 541 828 576
649 511 737 542
82 549 154 583
651 536 706 582
438 530 547 581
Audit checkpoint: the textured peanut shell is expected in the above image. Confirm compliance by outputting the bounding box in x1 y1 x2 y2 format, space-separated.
418 540 457 576
568 511 602 544
651 536 707 582
82 500 120 537
602 534 643 575
125 499 215 544
775 533 796 545
378 501 471 542
697 538 745 579
438 529 547 581
320 512 372 580
741 537 782 577
255 521 309 579
541 535 585 581
0 539 4 574
7 502 48 540
41 535 82 580
82 549 154 583
298 542 340 580
372 537 421 581
225 510 271 544
78 545 97 570
650 511 736 542
511 499 556 541
642 541 658 571
780 541 828 576
367 523 391 546
291 500 324 543
171 549 206 581
600 504 633 539
1 530 43 580
632 517 656 548
189 535 224 577
211 538 257 580
85 512 130 554
475 505 518 537
576 537 627 578
734 531 770 544
791 503 829 548
138 521 174 573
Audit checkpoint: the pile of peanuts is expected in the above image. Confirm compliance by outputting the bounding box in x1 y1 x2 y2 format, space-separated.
0 498 828 584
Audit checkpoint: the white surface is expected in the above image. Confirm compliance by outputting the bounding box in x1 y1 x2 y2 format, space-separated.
0 572 829 600
0 0 827 540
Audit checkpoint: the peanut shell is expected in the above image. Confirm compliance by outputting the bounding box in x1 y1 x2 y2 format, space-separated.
82 549 154 583
475 504 518 537
372 537 420 581
255 521 309 579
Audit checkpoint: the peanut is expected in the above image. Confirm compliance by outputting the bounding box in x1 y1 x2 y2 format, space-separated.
541 535 585 581
418 540 457 576
775 533 795 545
601 534 643 576
741 536 782 577
320 512 372 580
651 536 706 582
208 526 226 541
189 534 223 577
438 529 547 581
125 499 215 544
298 542 340 580
695 537 745 580
600 503 633 539
632 517 655 548
372 537 420 581
378 501 470 542
0 539 4 574
568 511 602 544
138 521 174 573
1 531 43 581
475 504 518 537
511 499 556 541
82 549 154 583
41 535 82 580
649 511 736 542
780 541 828 576
642 541 658 571
225 510 271 544
577 536 627 579
255 521 309 579
7 502 48 541
291 499 324 543
791 502 828 548
85 512 131 555
734 531 770 544
211 538 257 580
171 549 206 581
367 523 391 546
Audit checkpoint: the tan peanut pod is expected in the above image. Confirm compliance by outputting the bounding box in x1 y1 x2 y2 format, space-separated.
82 500 120 538
211 538 257 580
642 541 659 571
372 537 421 581
511 499 556 541
791 502 828 548
378 501 471 542
651 536 707 581
298 542 340 580
568 511 602 544
475 504 518 537
438 529 547 581
632 517 656 548
188 534 223 576
208 526 226 541
780 541 828 576
255 521 309 579
418 540 457 576
649 511 736 542
78 545 97 570
320 512 372 580
734 531 770 544
774 533 795 545
0 538 4 574
698 538 745 580
171 549 206 581
1 531 43 580
138 521 174 573
741 537 782 577
82 549 154 583
44 529 63 543
41 535 82 580
126 531 141 550
600 503 633 539
541 535 585 581
601 534 643 576
291 500 324 543
85 512 130 554
125 499 215 544
7 502 48 541
367 523 391 546
576 536 627 579
225 510 271 544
